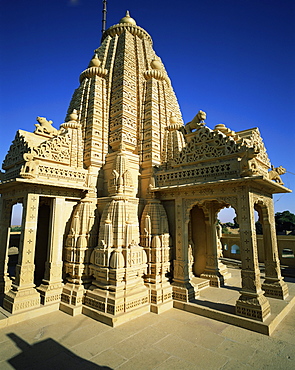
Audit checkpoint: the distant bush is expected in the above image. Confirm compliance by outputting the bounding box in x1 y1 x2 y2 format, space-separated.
11 226 21 232
275 211 295 233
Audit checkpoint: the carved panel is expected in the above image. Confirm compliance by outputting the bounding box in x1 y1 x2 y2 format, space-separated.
156 161 240 186
171 127 244 166
32 134 71 164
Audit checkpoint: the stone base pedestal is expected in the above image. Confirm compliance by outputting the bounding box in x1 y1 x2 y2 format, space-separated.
82 284 149 326
172 282 196 302
37 282 64 305
84 284 149 315
262 279 289 300
60 283 84 316
150 299 173 314
3 287 40 314
200 262 231 288
200 272 223 288
235 291 271 321
145 282 173 314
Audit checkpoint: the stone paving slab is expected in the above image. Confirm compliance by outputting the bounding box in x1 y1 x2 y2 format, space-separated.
0 304 294 369
0 267 295 369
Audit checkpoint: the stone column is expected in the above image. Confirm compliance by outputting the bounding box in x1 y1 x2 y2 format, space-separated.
4 193 40 314
172 198 196 301
0 197 13 293
260 200 289 299
200 202 230 287
38 197 65 305
235 191 270 321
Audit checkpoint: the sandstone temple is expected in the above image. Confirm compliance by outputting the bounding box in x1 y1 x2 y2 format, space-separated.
0 12 293 329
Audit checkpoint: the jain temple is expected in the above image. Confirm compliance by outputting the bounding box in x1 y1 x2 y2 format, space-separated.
0 12 293 331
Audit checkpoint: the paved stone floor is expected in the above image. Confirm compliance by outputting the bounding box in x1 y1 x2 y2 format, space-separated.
0 301 294 370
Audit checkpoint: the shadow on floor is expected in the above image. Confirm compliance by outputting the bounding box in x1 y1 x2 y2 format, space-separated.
191 299 235 314
222 284 241 292
7 333 112 370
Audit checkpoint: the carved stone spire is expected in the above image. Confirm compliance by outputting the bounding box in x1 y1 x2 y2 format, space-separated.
66 12 183 195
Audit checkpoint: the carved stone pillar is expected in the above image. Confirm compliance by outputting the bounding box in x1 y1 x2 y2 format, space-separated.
61 194 97 316
259 200 288 299
38 197 65 305
4 193 41 314
0 197 13 293
200 202 231 287
172 198 196 302
235 191 270 321
140 198 173 313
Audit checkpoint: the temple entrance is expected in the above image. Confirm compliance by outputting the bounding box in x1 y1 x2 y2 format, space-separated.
189 204 207 277
34 198 51 286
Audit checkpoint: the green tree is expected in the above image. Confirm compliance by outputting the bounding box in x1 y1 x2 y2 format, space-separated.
275 211 295 233
217 219 232 234
10 226 21 232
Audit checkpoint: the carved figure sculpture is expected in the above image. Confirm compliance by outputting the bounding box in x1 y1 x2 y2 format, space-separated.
34 116 59 136
240 146 260 177
268 165 286 185
183 110 207 133
20 153 37 179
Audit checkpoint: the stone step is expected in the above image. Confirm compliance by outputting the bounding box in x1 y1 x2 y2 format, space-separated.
191 277 210 290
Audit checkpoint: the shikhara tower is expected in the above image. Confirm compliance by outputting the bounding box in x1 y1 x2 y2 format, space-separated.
0 12 291 327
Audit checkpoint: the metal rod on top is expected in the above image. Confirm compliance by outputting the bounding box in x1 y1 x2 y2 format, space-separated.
102 0 107 35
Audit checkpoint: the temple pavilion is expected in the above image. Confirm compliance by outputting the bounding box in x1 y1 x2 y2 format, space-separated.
0 12 292 327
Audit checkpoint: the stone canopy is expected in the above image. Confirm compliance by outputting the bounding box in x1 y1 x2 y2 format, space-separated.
0 12 292 328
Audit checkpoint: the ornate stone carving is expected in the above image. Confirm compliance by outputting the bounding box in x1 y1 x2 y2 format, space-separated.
0 11 291 327
79 54 108 82
268 165 286 185
34 116 59 137
140 199 171 284
102 11 152 44
183 110 207 133
64 194 99 285
3 131 31 170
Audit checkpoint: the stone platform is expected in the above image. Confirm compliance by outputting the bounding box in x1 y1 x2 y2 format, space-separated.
175 267 295 335
0 268 294 337
0 287 295 369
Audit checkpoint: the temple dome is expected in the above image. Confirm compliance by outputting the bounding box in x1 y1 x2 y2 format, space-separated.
120 11 136 25
102 11 152 43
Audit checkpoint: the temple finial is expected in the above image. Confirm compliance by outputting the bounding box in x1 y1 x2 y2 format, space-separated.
120 10 136 25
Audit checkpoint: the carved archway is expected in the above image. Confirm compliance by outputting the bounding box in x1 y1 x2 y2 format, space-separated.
184 197 236 286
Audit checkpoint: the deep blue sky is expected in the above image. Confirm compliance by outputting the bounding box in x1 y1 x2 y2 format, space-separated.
1 0 294 222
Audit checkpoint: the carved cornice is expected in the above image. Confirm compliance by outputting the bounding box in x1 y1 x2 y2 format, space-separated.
102 23 152 44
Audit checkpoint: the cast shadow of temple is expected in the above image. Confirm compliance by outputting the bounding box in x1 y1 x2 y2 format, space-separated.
7 333 112 370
